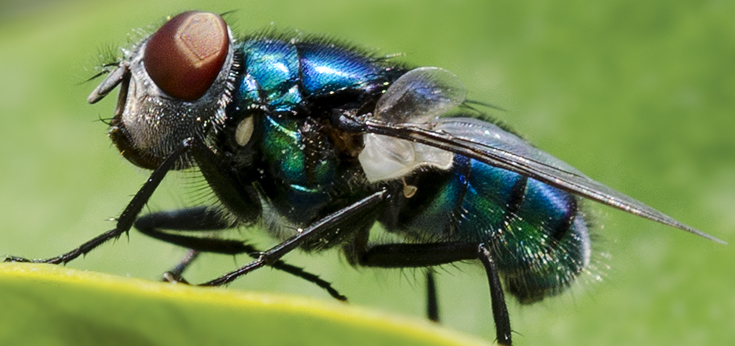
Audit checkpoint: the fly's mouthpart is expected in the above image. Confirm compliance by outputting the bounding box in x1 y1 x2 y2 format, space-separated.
88 62 130 104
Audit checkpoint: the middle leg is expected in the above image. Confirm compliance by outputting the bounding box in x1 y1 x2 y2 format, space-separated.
134 206 346 301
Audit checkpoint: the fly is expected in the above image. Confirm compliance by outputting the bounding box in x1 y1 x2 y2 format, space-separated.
6 11 724 346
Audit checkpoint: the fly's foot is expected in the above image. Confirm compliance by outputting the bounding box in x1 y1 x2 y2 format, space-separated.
4 256 33 263
162 271 191 285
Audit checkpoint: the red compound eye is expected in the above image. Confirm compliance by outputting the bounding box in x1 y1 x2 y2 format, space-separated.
144 11 229 101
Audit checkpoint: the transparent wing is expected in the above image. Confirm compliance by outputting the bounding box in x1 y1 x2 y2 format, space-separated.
349 67 722 242
374 67 466 123
356 116 723 243
434 118 586 176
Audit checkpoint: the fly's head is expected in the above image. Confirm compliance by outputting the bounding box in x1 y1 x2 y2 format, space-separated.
89 11 238 170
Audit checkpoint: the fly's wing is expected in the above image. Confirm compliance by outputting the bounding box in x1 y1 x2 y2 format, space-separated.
353 67 723 242
359 117 723 243
435 117 587 176
374 67 466 123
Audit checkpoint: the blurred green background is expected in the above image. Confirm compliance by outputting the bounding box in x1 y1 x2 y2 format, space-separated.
1 0 733 345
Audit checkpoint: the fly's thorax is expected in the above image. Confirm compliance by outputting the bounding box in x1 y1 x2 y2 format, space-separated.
104 12 239 170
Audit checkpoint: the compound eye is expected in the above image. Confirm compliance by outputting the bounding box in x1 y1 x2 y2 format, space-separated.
144 11 229 101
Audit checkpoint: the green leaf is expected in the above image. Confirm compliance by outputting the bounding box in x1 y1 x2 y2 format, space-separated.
0 263 490 346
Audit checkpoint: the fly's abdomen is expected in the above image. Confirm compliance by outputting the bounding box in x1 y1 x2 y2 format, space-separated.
397 155 591 303
486 168 591 303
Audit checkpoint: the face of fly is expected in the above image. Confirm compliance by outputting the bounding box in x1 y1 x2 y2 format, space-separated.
89 11 237 170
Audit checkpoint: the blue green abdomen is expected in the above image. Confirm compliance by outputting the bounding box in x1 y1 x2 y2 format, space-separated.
395 155 591 303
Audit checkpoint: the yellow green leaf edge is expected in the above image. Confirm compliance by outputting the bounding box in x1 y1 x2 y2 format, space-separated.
0 263 492 346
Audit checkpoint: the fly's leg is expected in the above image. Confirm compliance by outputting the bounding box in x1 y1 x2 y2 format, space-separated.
349 241 513 346
4 142 191 265
478 243 511 345
4 137 259 264
134 206 234 284
134 207 252 254
199 190 388 287
426 269 439 322
163 249 199 284
135 206 347 301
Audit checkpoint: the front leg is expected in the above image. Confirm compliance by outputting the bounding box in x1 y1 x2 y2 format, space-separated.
4 140 192 265
5 136 258 263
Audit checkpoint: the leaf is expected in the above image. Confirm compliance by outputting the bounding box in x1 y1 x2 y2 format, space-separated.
0 263 491 346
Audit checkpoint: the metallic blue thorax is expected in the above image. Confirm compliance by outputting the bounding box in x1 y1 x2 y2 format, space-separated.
230 37 399 225
237 38 388 112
